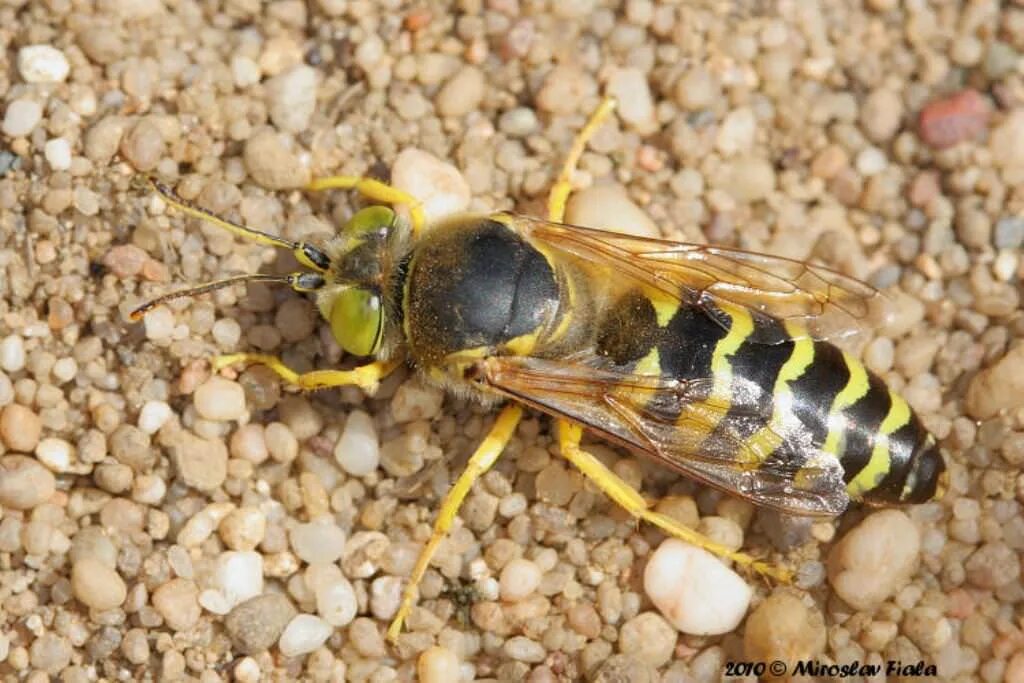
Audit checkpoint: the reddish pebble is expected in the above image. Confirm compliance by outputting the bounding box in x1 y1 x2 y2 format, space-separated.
141 258 170 282
907 170 941 208
918 90 990 149
103 244 149 278
404 9 431 32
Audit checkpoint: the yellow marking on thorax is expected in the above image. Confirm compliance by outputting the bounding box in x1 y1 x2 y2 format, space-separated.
821 352 870 458
743 321 815 463
504 331 539 356
847 391 911 498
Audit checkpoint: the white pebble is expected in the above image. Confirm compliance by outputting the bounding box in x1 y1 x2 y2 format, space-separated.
827 510 920 611
334 410 379 476
499 558 542 602
316 576 358 627
2 99 43 137
565 184 660 238
198 589 231 615
234 657 261 683
138 400 172 434
0 335 26 373
35 438 74 473
607 67 657 134
370 576 403 619
290 518 346 565
267 65 318 133
391 149 470 225
44 138 72 170
51 357 77 383
18 44 70 83
194 377 247 421
231 56 261 89
643 538 752 635
142 307 174 342
212 318 241 347
716 107 757 156
278 614 332 657
855 146 888 176
213 551 264 609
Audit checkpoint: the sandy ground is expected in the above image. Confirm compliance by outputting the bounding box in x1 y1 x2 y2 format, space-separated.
1 0 1024 681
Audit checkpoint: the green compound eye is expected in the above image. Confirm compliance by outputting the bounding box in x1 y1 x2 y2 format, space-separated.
345 206 395 236
330 287 383 357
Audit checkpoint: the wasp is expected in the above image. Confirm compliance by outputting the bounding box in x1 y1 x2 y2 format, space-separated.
131 98 947 643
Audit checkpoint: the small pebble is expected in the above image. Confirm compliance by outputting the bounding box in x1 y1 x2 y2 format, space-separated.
436 66 485 118
965 344 1024 420
500 558 542 602
169 432 228 491
290 518 346 565
44 138 72 170
0 455 55 509
2 99 43 137
244 130 311 189
1 404 43 452
35 437 74 473
391 149 471 225
194 376 247 421
316 576 357 627
918 90 989 149
120 117 164 172
219 507 267 551
607 67 657 134
618 612 677 668
743 591 826 666
503 635 546 663
104 244 148 279
643 539 752 635
137 400 172 434
827 509 920 610
151 578 201 632
0 336 25 373
390 380 445 422
278 614 332 657
418 646 460 683
716 107 757 156
18 44 71 83
72 558 127 610
334 410 379 476
29 633 72 674
565 184 659 238
225 593 297 655
212 551 264 609
267 65 318 133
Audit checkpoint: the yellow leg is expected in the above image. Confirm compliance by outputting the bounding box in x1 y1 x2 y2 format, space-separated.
547 97 618 223
307 175 426 236
387 404 524 643
556 420 791 582
211 353 401 393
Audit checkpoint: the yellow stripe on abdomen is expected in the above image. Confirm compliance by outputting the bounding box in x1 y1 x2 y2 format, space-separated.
821 352 870 458
742 321 815 462
846 391 912 498
676 303 755 444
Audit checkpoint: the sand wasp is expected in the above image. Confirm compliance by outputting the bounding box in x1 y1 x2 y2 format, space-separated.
131 98 947 642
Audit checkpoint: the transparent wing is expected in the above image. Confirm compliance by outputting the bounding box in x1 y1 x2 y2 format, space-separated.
513 217 880 344
481 354 849 516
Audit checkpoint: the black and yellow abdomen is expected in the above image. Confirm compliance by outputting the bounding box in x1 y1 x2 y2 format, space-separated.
591 286 946 507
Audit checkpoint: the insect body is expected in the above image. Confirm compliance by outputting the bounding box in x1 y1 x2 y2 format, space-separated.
131 99 946 643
